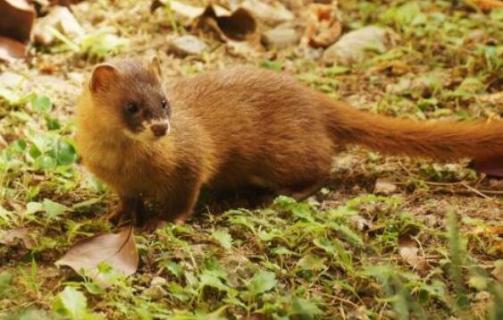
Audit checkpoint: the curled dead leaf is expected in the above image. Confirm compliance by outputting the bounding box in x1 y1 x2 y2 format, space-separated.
196 6 257 41
398 236 427 272
0 36 26 62
302 3 342 48
0 0 35 43
55 226 138 286
0 0 35 62
33 6 85 46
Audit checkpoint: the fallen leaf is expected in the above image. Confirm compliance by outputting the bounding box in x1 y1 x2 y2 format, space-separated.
55 226 138 286
33 6 85 46
0 36 27 62
152 1 257 42
0 227 34 248
0 0 35 43
302 3 342 48
196 6 257 41
398 236 427 271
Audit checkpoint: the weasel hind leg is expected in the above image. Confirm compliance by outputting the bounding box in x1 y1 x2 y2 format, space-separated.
278 180 325 201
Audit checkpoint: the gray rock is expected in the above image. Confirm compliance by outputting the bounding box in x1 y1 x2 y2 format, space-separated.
323 26 397 65
168 35 208 56
261 27 299 49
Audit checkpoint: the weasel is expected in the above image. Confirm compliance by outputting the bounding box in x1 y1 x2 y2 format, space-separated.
75 57 503 226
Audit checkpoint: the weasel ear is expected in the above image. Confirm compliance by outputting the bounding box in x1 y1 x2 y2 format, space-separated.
90 64 118 93
149 56 162 78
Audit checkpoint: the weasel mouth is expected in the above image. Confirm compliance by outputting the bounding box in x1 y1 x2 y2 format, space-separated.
150 120 170 137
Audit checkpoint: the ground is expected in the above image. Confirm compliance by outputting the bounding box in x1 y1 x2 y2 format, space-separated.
0 0 502 319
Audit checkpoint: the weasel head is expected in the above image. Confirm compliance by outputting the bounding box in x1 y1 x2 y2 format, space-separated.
87 57 172 142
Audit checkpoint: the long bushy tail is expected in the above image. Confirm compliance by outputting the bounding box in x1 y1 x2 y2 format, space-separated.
324 99 503 162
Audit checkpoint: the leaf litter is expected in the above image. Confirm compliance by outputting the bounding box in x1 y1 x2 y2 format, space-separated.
55 226 138 287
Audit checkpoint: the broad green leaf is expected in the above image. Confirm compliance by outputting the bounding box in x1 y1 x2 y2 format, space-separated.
163 260 183 278
31 95 53 113
199 273 228 292
260 60 282 71
296 254 326 272
43 199 69 218
0 271 12 297
53 286 88 320
247 270 277 296
290 297 323 319
35 155 57 170
56 140 78 165
212 229 233 249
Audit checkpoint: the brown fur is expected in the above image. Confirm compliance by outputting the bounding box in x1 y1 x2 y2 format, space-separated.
75 58 503 225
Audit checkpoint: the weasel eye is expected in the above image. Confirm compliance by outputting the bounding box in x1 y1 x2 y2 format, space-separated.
161 99 168 110
126 102 139 114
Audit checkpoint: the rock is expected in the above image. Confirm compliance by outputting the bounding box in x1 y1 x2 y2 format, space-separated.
374 178 397 195
323 26 397 65
241 0 294 26
168 35 208 56
261 27 299 49
33 6 85 45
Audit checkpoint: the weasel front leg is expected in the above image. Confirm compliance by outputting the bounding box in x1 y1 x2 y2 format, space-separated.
160 181 201 225
108 195 146 225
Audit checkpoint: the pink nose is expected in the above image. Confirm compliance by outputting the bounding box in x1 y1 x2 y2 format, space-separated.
151 123 168 137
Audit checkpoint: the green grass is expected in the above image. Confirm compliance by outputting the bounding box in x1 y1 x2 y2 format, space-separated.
1 0 503 319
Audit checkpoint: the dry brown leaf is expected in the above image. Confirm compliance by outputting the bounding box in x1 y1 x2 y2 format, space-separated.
0 0 34 62
151 1 256 42
33 6 85 45
0 227 34 248
302 3 342 48
55 226 138 286
0 0 35 43
398 237 427 272
196 6 257 41
0 35 27 62
471 0 503 10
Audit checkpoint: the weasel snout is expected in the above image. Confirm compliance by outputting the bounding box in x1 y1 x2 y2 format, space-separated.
150 121 170 137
